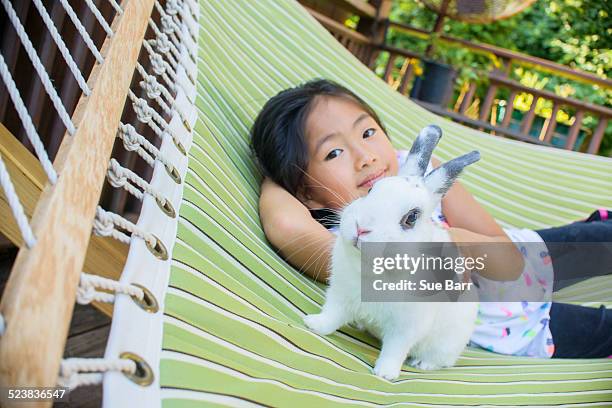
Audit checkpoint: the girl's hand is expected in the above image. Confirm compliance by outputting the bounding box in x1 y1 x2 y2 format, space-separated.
448 227 524 281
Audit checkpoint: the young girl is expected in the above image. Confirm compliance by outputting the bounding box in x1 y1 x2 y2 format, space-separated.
251 79 612 360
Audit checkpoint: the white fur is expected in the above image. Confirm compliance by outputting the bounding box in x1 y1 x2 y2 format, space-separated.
304 126 479 380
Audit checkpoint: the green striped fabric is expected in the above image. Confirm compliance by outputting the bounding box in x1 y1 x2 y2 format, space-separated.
160 0 612 405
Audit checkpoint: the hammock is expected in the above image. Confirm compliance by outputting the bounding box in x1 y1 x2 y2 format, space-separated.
1 0 612 407
104 1 612 406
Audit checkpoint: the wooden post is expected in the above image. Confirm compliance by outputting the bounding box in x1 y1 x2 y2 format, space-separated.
479 85 497 122
383 54 397 83
521 95 539 135
398 60 415 95
587 117 608 155
425 0 450 58
565 110 585 150
542 103 560 143
458 82 477 115
500 90 517 127
0 0 153 403
357 0 392 67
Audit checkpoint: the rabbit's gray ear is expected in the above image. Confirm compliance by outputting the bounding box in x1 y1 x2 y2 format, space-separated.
424 151 480 197
398 125 442 178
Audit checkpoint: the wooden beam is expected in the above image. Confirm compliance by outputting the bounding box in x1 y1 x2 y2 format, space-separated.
415 100 552 147
0 0 152 402
388 21 612 90
0 123 125 318
329 0 376 18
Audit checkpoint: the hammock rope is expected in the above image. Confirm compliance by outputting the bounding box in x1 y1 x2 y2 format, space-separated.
76 272 145 305
0 0 77 135
0 53 57 184
58 358 136 390
31 0 92 95
59 0 105 64
0 153 36 248
93 206 158 248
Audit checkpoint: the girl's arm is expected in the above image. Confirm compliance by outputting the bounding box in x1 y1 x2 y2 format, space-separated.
431 158 524 280
260 176 523 283
432 157 506 237
259 177 334 283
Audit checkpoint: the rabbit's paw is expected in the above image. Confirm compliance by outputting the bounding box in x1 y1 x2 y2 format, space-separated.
304 313 337 336
372 359 401 380
407 358 442 371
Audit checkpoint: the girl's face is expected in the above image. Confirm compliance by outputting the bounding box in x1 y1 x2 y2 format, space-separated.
300 96 398 210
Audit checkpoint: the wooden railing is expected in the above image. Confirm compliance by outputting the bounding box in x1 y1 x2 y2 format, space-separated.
484 74 611 154
302 4 611 155
303 6 376 66
388 21 612 90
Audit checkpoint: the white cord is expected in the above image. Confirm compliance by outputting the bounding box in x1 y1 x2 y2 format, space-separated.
31 0 92 95
106 0 123 15
75 272 144 305
84 0 113 37
117 122 174 171
58 358 136 390
0 153 36 248
168 0 197 42
0 54 58 184
59 0 104 64
1 0 76 135
107 158 170 206
93 206 156 247
148 20 180 67
143 41 178 93
158 0 195 61
136 64 172 115
136 62 191 127
0 313 5 336
128 90 184 152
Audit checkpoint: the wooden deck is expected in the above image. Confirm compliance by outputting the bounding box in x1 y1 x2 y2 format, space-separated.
0 243 107 407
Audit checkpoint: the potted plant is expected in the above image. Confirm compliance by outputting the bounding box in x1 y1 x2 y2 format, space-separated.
411 34 483 108
410 33 457 106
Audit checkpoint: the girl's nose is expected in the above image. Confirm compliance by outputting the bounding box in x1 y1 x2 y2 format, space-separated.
355 148 377 169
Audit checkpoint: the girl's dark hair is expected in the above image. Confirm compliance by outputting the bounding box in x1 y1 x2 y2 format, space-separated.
250 79 387 197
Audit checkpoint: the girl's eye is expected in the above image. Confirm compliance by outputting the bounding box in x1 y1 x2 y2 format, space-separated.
325 149 342 161
363 128 376 139
400 208 421 229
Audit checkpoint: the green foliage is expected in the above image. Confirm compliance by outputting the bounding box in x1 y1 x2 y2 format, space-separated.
385 0 612 155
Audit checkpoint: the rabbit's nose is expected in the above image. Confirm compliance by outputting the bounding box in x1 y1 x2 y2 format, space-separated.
356 224 371 237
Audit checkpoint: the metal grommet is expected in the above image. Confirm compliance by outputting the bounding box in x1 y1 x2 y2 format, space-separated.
156 197 176 218
165 164 182 184
146 234 168 261
130 284 159 313
187 72 196 86
174 138 187 156
119 352 154 386
182 118 192 133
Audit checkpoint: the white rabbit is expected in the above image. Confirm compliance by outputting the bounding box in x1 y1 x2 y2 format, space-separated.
304 125 480 380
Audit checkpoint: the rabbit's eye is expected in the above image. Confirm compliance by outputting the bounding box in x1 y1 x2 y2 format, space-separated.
400 208 420 229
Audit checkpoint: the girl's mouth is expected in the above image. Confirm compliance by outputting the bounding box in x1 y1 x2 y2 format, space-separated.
358 169 386 188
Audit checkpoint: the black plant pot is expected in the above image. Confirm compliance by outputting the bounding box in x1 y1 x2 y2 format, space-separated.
410 60 457 107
